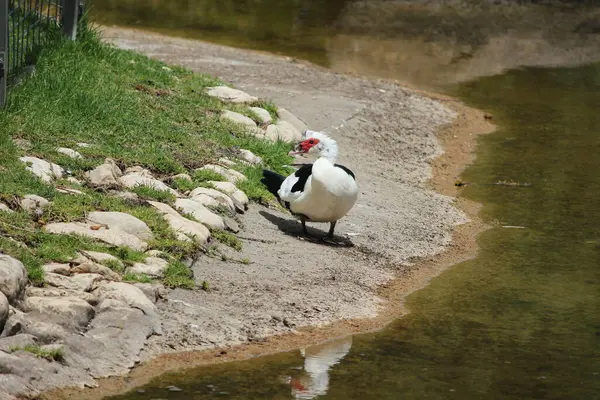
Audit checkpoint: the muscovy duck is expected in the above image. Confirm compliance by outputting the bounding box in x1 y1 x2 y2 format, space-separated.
261 131 358 242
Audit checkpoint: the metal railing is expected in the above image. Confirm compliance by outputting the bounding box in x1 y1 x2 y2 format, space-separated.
0 0 84 106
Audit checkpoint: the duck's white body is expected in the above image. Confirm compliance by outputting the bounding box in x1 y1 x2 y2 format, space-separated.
279 157 358 223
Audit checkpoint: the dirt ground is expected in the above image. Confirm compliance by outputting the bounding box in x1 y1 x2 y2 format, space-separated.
42 26 494 399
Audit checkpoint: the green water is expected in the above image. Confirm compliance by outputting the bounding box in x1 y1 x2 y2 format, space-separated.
107 55 600 400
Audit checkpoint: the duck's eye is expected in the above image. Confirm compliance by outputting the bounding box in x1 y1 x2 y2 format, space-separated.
308 139 315 144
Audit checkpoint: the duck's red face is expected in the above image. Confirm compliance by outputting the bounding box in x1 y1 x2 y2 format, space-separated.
290 138 320 155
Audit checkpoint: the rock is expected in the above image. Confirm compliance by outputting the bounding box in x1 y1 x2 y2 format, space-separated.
71 262 120 281
207 86 258 103
277 108 308 133
12 138 31 151
79 250 121 266
70 273 107 292
148 201 210 244
44 272 104 292
24 296 95 327
0 334 37 352
44 222 148 251
223 217 240 233
171 173 192 182
25 287 99 305
124 166 154 178
0 292 8 333
0 255 27 303
189 193 221 209
189 187 236 213
85 158 122 187
220 110 257 128
145 250 170 259
57 147 83 159
87 211 153 242
76 142 91 148
1 310 72 341
19 156 63 183
209 181 249 212
129 257 169 278
249 107 273 124
113 191 139 201
196 164 246 183
20 194 50 213
175 199 225 230
93 282 161 334
42 263 71 276
67 176 82 184
132 283 167 303
0 203 14 213
218 158 236 167
238 149 262 165
118 174 179 196
265 120 302 143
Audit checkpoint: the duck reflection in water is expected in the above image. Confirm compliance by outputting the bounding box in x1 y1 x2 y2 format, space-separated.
287 336 353 399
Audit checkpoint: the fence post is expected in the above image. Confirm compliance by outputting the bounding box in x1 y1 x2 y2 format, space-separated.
62 0 80 40
0 0 7 107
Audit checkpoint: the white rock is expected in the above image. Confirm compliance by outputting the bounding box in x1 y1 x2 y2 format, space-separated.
207 86 258 103
124 166 153 178
209 181 249 211
69 273 107 291
67 177 82 185
57 147 83 159
20 194 50 213
197 164 246 183
76 142 91 148
220 110 257 128
129 257 169 278
171 173 192 182
148 201 210 244
79 250 121 266
238 149 262 165
0 292 8 333
118 174 179 196
25 287 99 305
0 255 27 303
44 222 148 251
70 262 121 281
42 263 71 276
44 272 104 292
43 272 80 290
0 203 13 213
265 120 303 143
24 296 95 327
19 156 63 183
85 159 122 187
87 211 154 242
249 107 273 124
113 191 139 201
218 158 236 167
277 108 308 133
189 193 220 209
188 187 235 213
175 199 225 230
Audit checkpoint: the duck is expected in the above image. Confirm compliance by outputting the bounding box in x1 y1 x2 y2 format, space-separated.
261 130 358 243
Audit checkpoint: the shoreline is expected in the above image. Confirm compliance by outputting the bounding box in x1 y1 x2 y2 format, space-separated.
41 50 495 398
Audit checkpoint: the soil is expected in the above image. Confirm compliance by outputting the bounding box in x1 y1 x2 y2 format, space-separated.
40 26 495 400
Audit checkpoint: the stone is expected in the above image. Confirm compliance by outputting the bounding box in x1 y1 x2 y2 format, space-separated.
2 310 72 341
85 158 122 187
0 255 27 303
189 193 221 209
87 211 154 242
0 203 14 213
79 250 121 266
44 222 148 251
220 110 257 128
25 287 99 306
71 262 120 281
265 120 303 143
238 149 262 165
76 142 91 148
57 147 83 159
67 176 82 184
118 174 179 196
0 334 37 352
218 158 237 167
42 263 71 276
12 138 31 151
124 166 154 178
0 292 8 333
196 164 247 183
171 173 192 182
93 282 161 334
70 273 107 292
19 156 63 183
209 181 249 212
44 272 104 292
113 191 139 201
223 217 240 233
128 257 169 278
189 187 236 213
145 249 170 259
148 201 210 244
23 296 95 327
175 199 225 230
132 283 159 303
207 86 258 103
20 194 50 213
249 107 273 124
277 108 308 133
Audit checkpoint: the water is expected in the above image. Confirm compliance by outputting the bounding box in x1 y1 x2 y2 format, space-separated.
97 2 600 399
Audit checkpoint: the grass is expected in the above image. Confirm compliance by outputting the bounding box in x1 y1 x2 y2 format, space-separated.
129 185 176 204
0 25 295 288
11 344 64 362
212 229 242 251
123 272 153 283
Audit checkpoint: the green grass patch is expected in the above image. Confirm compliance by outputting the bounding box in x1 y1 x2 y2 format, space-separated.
130 186 176 204
193 169 226 183
163 261 195 289
123 272 153 283
212 229 242 251
171 177 196 192
11 344 64 362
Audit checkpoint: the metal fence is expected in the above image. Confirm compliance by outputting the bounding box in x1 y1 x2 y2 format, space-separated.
0 0 84 106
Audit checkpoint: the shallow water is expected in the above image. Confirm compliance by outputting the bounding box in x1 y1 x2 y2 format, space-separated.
96 1 600 399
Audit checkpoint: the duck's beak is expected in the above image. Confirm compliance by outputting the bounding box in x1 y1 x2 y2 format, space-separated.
288 143 305 156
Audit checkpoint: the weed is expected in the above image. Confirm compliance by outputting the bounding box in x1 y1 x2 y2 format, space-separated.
212 229 242 251
11 345 64 362
123 272 152 283
163 261 195 289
